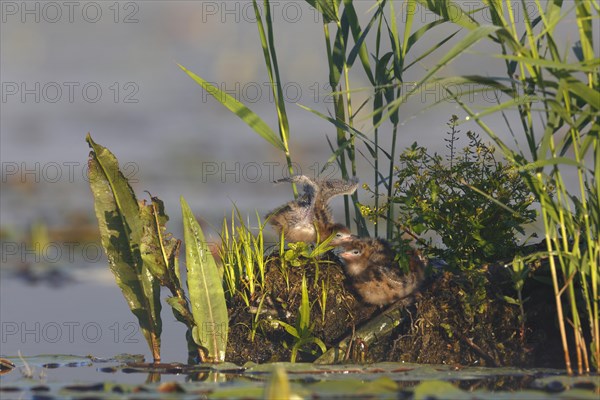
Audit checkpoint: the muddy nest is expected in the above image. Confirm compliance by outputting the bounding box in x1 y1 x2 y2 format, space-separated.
225 253 562 367
226 253 378 364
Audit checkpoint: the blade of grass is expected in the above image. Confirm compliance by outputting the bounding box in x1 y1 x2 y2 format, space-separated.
253 0 296 194
178 64 285 152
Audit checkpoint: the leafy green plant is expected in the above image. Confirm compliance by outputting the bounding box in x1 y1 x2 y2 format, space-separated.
414 0 599 374
274 274 327 362
87 134 162 362
87 135 228 363
362 117 537 270
283 235 339 286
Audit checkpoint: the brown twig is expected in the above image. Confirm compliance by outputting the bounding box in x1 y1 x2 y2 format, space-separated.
452 328 499 367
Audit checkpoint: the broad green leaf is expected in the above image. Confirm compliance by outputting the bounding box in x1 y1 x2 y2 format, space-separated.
139 266 161 360
86 133 161 362
139 199 199 363
275 320 301 339
252 0 292 158
503 296 521 305
166 296 194 326
402 0 416 59
387 0 402 78
178 64 285 152
331 9 350 88
298 274 310 332
181 196 229 362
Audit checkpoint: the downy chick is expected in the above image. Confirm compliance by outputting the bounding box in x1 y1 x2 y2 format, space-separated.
335 237 426 306
266 175 358 245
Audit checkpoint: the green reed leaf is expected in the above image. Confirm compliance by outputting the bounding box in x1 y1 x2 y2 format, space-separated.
181 196 229 362
177 64 285 152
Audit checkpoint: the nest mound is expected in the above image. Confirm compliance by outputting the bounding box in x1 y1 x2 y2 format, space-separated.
226 255 562 367
226 253 378 364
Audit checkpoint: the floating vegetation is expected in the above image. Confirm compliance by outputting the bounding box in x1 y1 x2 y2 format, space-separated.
1 355 598 399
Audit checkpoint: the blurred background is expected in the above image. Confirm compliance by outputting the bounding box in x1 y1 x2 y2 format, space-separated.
0 1 585 361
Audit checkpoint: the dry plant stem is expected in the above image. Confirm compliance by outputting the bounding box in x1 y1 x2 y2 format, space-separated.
452 328 499 367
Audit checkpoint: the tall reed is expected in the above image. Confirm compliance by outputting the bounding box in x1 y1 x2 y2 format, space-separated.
302 0 599 373
412 0 599 373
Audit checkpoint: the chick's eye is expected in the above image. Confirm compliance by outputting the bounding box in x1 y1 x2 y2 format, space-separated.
351 249 361 255
335 233 343 238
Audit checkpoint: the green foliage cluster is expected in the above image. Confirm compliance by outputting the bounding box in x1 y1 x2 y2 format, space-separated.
219 209 270 306
87 135 228 364
219 214 334 361
362 116 537 271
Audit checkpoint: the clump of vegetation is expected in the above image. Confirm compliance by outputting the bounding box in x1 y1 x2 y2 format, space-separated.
87 135 228 364
361 116 537 271
218 211 375 363
86 134 568 369
357 118 539 362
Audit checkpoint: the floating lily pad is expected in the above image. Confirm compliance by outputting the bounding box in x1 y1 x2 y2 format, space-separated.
0 354 596 399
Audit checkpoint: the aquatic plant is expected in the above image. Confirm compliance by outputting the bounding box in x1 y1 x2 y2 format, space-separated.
273 274 327 362
87 135 162 362
219 212 337 360
316 0 598 374
418 0 599 374
361 116 537 270
87 135 228 363
219 208 270 306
